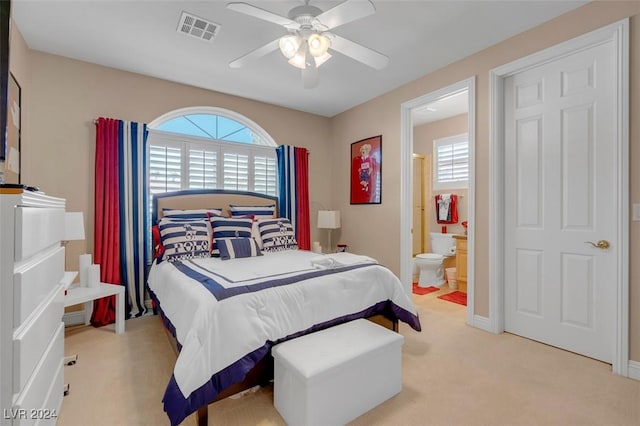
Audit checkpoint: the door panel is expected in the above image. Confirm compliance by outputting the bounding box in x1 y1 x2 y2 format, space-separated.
504 41 615 363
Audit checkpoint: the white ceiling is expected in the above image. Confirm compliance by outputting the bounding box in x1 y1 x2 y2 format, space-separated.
412 90 469 126
11 0 588 118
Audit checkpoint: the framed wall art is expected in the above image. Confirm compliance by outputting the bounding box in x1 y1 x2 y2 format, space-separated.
350 135 381 204
4 72 20 184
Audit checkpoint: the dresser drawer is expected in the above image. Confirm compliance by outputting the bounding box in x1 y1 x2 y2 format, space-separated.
15 207 65 261
14 247 65 327
13 322 64 426
36 360 64 426
14 286 64 391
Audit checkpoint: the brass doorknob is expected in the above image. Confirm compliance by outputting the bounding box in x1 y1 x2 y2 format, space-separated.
585 240 610 249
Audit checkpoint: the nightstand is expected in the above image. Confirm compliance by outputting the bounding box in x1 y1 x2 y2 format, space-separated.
64 283 125 334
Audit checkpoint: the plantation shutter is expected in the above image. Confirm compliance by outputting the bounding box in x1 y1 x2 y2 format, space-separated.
188 145 217 189
222 151 249 191
434 134 469 188
254 155 277 196
149 142 182 193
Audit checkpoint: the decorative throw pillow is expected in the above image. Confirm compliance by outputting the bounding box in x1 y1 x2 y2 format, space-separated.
163 208 223 219
258 218 298 252
209 216 253 256
251 221 263 249
158 218 210 262
217 237 263 260
152 224 165 260
229 204 276 219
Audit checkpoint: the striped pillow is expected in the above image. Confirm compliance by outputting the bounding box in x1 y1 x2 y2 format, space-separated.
209 216 253 256
217 238 262 260
158 218 210 262
258 218 298 252
229 204 276 219
163 208 223 219
251 221 263 249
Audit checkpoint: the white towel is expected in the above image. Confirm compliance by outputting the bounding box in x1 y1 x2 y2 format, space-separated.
310 253 378 270
438 194 452 221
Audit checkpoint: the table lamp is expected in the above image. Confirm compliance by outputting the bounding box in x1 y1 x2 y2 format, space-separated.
317 210 341 252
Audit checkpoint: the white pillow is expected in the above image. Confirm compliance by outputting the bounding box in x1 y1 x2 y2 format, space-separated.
257 218 298 252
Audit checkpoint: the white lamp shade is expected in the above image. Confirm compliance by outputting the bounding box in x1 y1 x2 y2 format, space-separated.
308 33 330 57
318 210 341 229
279 34 302 59
64 212 85 241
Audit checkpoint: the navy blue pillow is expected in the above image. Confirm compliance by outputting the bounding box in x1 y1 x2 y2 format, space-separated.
229 204 275 219
209 217 253 256
217 238 263 260
157 218 210 262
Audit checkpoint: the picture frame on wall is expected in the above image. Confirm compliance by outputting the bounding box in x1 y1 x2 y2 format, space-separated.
4 72 20 184
0 0 10 163
350 135 382 205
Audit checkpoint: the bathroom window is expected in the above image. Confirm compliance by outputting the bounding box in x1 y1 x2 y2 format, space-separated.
433 133 469 190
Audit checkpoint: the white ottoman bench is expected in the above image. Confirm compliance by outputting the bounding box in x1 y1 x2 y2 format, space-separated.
272 319 404 426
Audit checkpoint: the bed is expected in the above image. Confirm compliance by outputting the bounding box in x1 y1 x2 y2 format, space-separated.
147 189 422 425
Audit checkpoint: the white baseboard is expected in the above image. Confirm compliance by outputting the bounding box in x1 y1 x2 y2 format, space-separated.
628 360 640 381
470 314 491 332
63 310 86 327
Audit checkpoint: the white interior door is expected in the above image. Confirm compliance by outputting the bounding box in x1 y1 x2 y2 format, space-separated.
503 39 616 363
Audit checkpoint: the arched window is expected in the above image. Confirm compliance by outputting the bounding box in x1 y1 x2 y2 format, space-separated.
147 107 278 198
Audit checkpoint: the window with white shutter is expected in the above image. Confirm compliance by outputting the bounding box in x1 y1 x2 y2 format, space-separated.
433 133 469 190
147 110 277 200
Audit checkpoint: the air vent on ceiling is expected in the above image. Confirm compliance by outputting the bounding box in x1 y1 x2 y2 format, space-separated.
177 11 220 42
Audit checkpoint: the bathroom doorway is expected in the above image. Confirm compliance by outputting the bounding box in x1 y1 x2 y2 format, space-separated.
400 77 476 325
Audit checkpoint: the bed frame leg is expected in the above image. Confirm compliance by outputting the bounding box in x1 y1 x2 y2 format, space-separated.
196 405 208 426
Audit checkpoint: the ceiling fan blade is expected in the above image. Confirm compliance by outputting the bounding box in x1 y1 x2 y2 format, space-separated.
227 2 300 29
329 34 389 70
302 49 318 89
229 38 280 68
315 0 375 30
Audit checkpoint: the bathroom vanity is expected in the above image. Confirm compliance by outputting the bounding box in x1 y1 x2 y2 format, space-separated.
453 235 467 293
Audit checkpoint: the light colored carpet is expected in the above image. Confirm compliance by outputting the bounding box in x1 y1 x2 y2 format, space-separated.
58 288 640 426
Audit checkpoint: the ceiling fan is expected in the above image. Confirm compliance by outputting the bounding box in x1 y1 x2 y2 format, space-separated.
227 0 389 89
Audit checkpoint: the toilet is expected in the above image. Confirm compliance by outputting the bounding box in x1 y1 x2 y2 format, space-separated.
414 233 456 288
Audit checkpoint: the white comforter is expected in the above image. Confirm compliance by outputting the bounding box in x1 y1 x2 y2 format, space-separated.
148 249 418 400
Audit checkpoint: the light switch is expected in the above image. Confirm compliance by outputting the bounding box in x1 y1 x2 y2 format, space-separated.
633 204 640 221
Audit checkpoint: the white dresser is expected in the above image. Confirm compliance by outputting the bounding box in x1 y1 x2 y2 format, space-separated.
1 190 66 425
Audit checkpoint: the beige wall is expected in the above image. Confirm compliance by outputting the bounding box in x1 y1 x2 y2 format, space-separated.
7 1 640 364
8 24 333 272
414 113 469 235
331 1 640 362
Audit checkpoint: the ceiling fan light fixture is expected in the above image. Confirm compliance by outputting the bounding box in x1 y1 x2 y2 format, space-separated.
307 33 330 57
288 51 332 69
279 34 302 59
